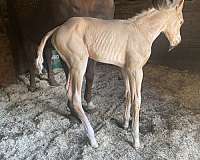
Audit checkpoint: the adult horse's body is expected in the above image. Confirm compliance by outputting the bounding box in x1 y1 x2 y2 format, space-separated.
36 0 185 148
7 0 114 105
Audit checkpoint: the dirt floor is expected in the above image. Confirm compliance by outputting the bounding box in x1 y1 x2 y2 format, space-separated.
0 63 200 160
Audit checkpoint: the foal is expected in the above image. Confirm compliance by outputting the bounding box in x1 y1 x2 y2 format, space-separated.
36 0 185 148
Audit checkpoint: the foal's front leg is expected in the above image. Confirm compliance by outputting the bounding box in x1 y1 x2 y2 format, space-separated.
133 69 143 148
128 69 143 149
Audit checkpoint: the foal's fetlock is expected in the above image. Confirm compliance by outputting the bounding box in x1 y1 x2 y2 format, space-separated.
48 78 59 86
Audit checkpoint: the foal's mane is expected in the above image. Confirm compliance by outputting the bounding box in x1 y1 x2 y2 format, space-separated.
128 8 156 22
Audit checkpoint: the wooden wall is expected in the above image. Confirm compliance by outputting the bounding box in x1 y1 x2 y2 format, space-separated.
0 0 16 87
115 0 200 70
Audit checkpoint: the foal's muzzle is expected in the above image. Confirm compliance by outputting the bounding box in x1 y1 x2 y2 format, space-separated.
168 40 181 52
168 45 176 52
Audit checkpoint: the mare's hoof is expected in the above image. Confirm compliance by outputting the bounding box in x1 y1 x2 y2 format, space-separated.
28 86 37 92
49 79 59 86
68 112 80 123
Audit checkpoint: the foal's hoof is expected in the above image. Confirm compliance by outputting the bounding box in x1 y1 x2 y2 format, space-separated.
135 145 140 150
123 122 129 130
90 139 98 148
134 142 140 150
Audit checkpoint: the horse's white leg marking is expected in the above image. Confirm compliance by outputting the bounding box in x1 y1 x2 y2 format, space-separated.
122 71 131 129
70 60 98 148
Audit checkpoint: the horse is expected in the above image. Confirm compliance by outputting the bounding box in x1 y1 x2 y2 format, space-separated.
6 0 114 110
36 0 185 148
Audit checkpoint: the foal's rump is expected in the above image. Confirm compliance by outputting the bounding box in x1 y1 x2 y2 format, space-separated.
36 17 89 72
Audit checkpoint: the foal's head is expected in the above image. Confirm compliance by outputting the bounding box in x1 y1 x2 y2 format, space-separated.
153 0 185 50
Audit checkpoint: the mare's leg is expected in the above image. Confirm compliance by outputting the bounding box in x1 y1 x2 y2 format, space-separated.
84 59 96 109
29 62 36 91
122 70 131 129
61 58 69 81
69 63 98 148
24 42 36 91
128 69 143 149
44 48 59 86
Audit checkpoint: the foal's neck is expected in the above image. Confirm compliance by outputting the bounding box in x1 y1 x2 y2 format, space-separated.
134 9 169 45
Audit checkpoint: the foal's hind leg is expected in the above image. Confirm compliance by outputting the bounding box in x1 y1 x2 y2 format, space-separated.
69 63 98 148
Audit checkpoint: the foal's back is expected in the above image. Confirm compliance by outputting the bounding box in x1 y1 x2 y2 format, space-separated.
53 17 138 67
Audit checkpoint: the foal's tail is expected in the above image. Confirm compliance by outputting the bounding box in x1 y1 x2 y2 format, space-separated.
36 26 59 74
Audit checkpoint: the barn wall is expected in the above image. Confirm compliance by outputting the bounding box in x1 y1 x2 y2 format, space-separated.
115 0 152 19
115 0 200 71
0 32 16 87
0 0 16 87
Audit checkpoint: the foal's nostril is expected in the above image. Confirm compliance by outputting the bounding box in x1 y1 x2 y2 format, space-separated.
168 39 181 52
168 45 175 52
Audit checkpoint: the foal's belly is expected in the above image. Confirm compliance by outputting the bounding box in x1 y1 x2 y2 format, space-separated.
87 45 126 67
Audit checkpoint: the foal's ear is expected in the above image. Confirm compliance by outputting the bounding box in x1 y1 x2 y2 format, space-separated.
152 0 174 10
176 0 184 10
